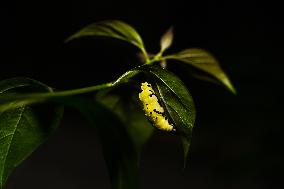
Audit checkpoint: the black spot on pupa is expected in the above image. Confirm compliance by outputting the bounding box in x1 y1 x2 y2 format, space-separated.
153 109 163 115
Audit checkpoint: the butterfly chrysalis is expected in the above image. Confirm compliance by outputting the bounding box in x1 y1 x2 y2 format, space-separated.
139 82 175 132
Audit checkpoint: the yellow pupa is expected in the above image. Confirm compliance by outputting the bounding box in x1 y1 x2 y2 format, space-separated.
139 82 175 132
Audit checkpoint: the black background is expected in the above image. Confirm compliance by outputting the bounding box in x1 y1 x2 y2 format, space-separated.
0 0 282 189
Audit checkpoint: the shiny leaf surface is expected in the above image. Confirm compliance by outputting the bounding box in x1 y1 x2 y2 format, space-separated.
139 65 196 165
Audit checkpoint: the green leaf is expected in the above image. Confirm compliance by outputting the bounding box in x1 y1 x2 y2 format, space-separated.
139 65 196 166
189 71 222 85
0 78 64 189
66 20 148 59
113 69 141 86
59 97 138 189
165 48 236 94
160 27 174 54
0 78 52 112
96 85 154 154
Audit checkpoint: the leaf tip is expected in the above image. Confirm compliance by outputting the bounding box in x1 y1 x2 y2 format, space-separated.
229 84 237 95
64 34 76 43
222 75 237 95
180 136 191 169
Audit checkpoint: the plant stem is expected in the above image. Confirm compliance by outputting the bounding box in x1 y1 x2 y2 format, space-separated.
141 47 150 63
0 82 113 102
146 55 163 65
51 82 113 97
161 55 176 60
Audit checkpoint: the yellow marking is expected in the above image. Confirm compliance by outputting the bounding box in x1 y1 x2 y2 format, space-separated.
139 82 174 132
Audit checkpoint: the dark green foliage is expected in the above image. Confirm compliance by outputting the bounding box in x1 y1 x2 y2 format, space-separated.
138 65 196 165
58 97 139 189
164 48 236 94
96 86 154 154
0 20 235 189
0 78 63 189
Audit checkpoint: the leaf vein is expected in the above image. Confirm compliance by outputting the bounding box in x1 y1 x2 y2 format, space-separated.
0 107 25 184
0 134 13 143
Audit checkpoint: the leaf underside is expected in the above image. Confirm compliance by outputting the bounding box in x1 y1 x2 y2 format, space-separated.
167 48 236 94
66 20 146 53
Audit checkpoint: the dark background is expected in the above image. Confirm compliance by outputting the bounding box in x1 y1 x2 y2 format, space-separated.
0 0 282 189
